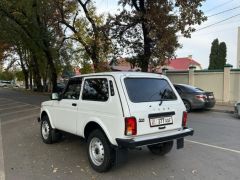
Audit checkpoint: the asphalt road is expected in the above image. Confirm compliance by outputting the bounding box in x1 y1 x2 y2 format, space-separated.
0 88 240 180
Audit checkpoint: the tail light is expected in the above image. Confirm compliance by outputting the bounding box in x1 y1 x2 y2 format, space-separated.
125 117 137 136
195 94 206 101
182 111 188 128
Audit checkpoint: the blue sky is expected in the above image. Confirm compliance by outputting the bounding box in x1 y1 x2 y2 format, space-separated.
96 0 240 68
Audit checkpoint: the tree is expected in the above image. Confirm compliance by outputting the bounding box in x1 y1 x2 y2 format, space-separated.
208 39 227 69
219 42 227 69
55 0 112 72
0 0 68 92
209 39 219 70
111 0 207 72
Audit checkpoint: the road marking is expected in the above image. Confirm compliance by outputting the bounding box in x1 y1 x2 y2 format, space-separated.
0 104 30 111
0 102 22 107
0 118 5 180
1 114 39 126
0 98 39 108
0 107 39 117
186 139 240 155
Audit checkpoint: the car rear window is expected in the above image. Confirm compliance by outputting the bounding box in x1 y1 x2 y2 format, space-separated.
181 85 203 93
124 78 177 103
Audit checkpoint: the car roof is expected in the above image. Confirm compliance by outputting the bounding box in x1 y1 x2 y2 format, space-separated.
71 72 164 79
174 84 196 88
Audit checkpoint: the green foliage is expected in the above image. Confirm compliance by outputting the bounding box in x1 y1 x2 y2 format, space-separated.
209 39 219 70
219 42 227 69
15 70 25 81
0 71 14 80
209 39 227 69
80 60 93 74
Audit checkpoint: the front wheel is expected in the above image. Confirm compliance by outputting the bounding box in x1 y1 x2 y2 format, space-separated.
87 129 115 172
40 116 61 144
148 141 173 156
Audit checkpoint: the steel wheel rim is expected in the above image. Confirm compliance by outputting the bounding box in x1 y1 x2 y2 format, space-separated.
89 137 104 166
42 121 50 140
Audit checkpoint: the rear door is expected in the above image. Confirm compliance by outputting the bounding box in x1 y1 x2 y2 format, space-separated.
122 76 185 136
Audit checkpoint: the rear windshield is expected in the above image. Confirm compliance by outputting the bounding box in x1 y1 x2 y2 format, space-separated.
124 78 177 103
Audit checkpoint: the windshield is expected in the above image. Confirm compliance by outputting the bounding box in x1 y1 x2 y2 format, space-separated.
124 78 177 103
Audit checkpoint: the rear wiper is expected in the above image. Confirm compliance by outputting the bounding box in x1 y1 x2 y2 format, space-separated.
159 89 167 106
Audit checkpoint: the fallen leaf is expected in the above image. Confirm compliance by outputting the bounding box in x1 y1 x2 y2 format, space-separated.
192 169 197 174
53 168 58 173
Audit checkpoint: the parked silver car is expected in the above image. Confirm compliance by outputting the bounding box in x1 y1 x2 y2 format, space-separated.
234 102 240 118
0 80 19 88
0 80 11 87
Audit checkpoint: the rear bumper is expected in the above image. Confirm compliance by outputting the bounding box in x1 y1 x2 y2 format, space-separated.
116 128 194 148
205 100 216 108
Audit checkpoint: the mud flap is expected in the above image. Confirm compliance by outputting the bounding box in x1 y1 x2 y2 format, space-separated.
177 138 184 149
115 148 128 167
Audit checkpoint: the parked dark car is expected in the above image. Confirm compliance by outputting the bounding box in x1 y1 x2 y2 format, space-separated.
174 84 216 112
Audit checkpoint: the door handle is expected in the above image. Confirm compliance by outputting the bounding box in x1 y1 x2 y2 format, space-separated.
72 103 77 107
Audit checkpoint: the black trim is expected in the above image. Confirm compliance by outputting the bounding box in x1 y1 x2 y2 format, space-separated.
116 128 194 148
148 111 175 118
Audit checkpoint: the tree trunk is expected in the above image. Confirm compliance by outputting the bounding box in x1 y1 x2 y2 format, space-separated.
32 54 43 91
17 47 29 89
29 69 33 90
43 46 57 92
141 22 151 72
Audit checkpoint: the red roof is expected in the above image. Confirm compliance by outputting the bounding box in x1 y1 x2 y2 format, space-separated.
168 58 201 70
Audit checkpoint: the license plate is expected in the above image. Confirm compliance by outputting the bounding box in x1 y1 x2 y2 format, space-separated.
208 95 214 99
149 116 173 127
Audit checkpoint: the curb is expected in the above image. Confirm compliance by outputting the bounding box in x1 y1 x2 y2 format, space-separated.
211 109 234 114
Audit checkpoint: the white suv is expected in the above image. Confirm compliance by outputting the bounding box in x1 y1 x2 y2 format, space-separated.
38 72 193 172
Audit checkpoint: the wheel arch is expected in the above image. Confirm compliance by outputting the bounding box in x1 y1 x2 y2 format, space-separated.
84 121 114 145
40 110 55 129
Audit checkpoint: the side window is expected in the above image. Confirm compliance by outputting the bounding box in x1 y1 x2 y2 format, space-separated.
62 78 82 100
175 86 182 94
82 78 109 101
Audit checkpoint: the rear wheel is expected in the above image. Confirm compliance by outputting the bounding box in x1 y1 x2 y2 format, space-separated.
148 141 173 155
183 100 191 112
87 129 115 172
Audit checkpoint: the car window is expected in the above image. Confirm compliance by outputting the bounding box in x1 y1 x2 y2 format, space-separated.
174 86 182 93
124 78 177 103
2 81 11 84
62 78 82 100
82 78 109 101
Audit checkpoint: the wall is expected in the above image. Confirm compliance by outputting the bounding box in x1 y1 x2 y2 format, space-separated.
165 66 238 104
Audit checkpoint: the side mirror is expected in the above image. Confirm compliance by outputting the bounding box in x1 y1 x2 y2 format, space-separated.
51 93 60 100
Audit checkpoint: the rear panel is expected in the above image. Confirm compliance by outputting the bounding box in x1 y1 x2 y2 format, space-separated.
121 76 185 136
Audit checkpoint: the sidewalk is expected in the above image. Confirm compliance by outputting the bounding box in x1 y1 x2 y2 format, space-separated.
211 104 235 114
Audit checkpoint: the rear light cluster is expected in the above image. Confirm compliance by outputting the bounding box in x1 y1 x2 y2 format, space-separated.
125 117 137 136
182 111 188 128
195 94 207 101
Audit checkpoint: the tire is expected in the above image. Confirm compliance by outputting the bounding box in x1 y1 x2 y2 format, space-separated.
183 100 191 112
40 115 61 144
148 141 173 156
87 129 115 172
